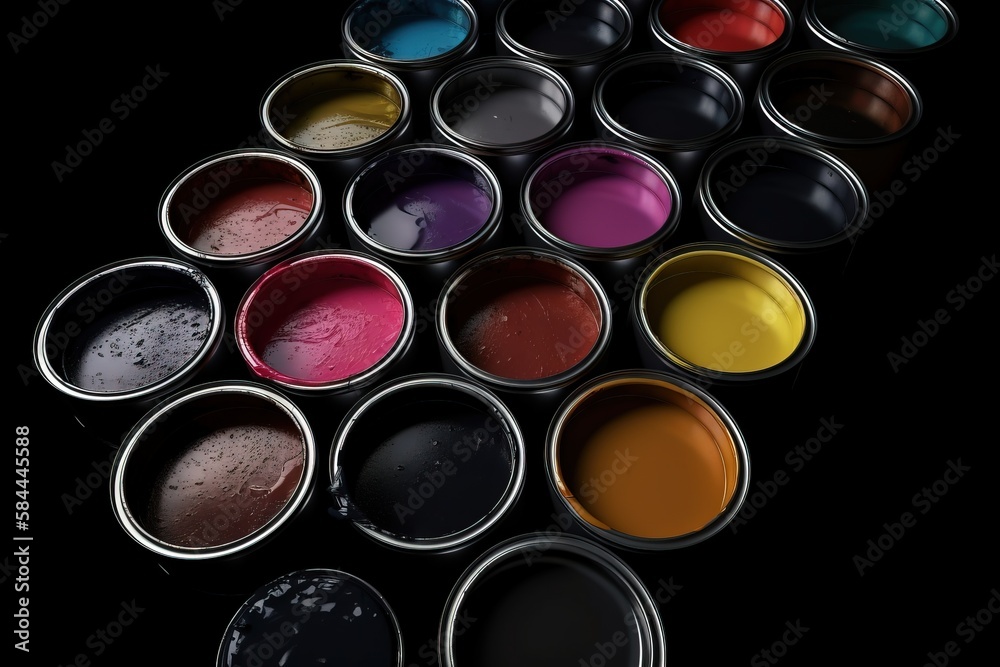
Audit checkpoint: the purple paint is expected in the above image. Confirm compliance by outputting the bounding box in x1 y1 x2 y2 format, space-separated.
526 146 676 248
364 174 493 251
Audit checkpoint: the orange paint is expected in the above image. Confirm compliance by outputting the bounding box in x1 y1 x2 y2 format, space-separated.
554 377 741 539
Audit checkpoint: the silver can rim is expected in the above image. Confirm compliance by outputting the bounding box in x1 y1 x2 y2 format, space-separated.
234 249 416 394
756 49 924 149
343 143 505 264
631 241 819 384
519 139 684 261
436 246 614 392
430 56 576 156
496 0 635 67
259 59 412 160
649 0 795 65
111 380 317 561
158 148 326 268
33 256 225 403
340 0 480 71
439 532 667 667
592 52 745 153
329 372 526 552
545 368 751 550
697 135 871 252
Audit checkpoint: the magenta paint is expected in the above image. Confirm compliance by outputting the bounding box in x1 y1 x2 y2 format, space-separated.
236 251 414 392
524 143 679 250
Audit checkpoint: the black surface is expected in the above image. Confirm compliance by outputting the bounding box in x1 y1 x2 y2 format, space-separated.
8 1 995 666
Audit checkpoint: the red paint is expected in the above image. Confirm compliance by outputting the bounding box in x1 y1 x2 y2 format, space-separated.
658 0 787 52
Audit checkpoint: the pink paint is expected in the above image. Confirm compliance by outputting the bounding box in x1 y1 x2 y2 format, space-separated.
184 179 313 255
237 254 407 387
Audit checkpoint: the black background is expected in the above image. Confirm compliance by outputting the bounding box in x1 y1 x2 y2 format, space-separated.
6 1 996 666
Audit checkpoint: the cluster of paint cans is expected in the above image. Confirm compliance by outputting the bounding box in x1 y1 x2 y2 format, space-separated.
31 0 959 664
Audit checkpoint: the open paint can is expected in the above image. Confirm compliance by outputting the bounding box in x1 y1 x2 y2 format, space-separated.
439 532 666 666
518 140 682 293
110 381 316 591
328 373 525 553
259 60 412 192
436 247 613 413
592 52 744 200
234 250 415 404
430 56 576 189
216 568 405 666
755 49 923 189
632 242 817 387
547 369 749 549
340 0 480 135
33 257 226 444
158 148 326 297
649 0 795 95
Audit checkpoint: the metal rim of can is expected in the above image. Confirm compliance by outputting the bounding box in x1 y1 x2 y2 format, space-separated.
436 246 614 393
234 248 416 395
632 241 818 384
800 0 959 60
343 143 505 264
648 0 795 64
756 49 924 150
32 256 225 404
328 372 526 552
429 56 576 156
592 51 745 153
215 567 405 667
697 135 870 253
259 59 412 161
111 380 317 561
158 148 326 269
545 368 751 550
341 0 480 71
496 0 634 67
438 532 667 667
519 139 683 262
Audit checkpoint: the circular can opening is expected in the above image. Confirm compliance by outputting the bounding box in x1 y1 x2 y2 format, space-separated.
497 0 632 64
235 250 413 393
343 0 476 65
806 0 957 53
653 0 790 54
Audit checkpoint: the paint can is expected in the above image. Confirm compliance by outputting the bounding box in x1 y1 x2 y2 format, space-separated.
110 380 317 593
328 373 525 553
518 140 682 299
631 242 817 388
429 56 576 191
696 135 869 287
799 0 959 72
340 0 480 137
546 369 749 550
591 52 744 202
495 0 633 132
439 532 666 666
754 49 923 190
649 0 795 96
259 59 412 194
233 250 416 408
216 568 405 666
157 148 327 302
33 257 226 445
436 246 613 422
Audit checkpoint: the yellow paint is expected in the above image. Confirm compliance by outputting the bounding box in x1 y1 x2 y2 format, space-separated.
556 379 740 539
642 250 806 373
282 89 401 150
